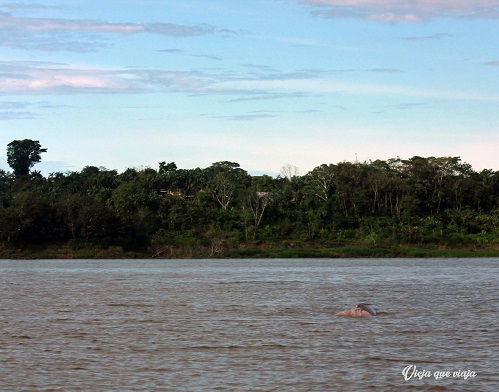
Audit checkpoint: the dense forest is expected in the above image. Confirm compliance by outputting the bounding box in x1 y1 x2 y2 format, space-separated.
1 142 499 258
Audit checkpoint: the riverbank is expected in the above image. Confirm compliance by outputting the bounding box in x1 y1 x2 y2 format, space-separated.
2 242 499 259
222 245 499 258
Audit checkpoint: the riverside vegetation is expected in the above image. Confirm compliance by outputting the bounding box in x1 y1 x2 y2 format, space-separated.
1 146 499 258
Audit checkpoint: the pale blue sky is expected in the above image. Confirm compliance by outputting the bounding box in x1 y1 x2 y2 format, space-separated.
1 0 498 175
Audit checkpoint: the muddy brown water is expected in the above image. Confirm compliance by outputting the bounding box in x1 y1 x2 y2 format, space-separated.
1 258 497 391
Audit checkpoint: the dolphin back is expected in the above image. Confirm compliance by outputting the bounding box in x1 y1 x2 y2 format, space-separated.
358 303 377 316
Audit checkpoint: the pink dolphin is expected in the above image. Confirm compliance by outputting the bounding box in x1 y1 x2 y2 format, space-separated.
335 303 377 317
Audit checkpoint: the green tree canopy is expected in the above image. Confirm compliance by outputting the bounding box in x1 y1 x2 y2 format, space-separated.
7 139 47 177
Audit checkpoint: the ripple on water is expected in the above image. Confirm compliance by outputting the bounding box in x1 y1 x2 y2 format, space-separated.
0 258 497 392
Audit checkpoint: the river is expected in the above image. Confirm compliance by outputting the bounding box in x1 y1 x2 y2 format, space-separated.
1 258 497 391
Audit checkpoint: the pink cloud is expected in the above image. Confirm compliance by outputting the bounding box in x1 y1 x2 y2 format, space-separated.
0 61 215 95
0 14 143 33
0 62 133 93
0 13 215 36
300 0 499 22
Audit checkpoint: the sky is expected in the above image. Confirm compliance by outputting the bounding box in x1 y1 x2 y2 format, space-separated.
0 0 498 176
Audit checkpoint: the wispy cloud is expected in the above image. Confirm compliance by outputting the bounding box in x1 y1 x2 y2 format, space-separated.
209 111 280 121
227 92 309 102
0 100 37 120
0 61 126 93
191 54 224 61
0 11 222 52
220 78 499 102
2 60 497 104
377 102 426 111
158 49 184 54
369 68 402 73
0 60 322 97
484 60 499 66
0 12 216 35
0 110 37 120
145 23 217 36
0 101 30 109
0 3 57 11
222 114 279 121
404 33 452 41
0 61 218 94
158 48 223 61
299 0 499 22
0 99 73 120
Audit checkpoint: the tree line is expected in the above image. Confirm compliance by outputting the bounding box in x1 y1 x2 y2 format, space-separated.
1 140 499 256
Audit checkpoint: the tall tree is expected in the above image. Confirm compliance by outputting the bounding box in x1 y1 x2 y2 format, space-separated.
208 161 248 210
7 139 47 177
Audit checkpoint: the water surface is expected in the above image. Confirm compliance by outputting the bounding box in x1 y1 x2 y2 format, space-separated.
1 258 497 391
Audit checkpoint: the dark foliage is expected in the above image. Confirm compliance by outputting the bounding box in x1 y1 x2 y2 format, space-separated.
1 156 498 253
7 139 47 177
